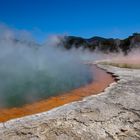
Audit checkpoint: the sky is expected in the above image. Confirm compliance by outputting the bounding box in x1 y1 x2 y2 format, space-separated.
0 0 140 42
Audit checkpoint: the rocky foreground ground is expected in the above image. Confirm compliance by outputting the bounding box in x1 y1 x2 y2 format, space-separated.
0 64 140 140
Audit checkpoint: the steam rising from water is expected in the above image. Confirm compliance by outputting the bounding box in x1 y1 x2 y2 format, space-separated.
0 25 92 108
109 49 140 64
0 24 140 108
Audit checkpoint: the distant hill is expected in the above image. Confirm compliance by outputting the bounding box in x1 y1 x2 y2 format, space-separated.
2 33 140 55
61 33 140 55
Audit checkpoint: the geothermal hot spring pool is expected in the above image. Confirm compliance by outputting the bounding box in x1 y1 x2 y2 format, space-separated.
0 63 93 108
0 37 114 122
0 37 94 109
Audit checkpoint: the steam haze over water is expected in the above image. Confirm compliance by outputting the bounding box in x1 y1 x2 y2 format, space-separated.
0 25 93 108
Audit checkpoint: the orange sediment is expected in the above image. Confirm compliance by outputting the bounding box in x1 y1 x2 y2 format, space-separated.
0 65 115 122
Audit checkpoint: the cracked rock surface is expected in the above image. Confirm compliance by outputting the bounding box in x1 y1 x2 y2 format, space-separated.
0 64 140 140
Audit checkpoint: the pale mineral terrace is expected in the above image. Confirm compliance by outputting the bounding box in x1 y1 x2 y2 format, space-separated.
0 64 140 140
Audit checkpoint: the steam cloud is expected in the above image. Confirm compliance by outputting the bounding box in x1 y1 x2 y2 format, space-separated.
0 25 92 108
0 24 140 108
109 49 140 64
